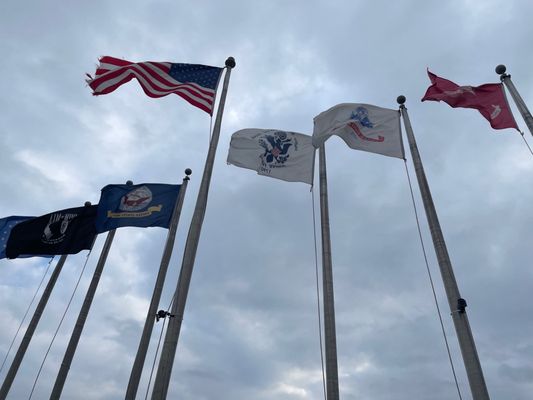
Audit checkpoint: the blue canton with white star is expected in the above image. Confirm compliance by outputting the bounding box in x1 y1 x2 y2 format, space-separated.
169 64 222 89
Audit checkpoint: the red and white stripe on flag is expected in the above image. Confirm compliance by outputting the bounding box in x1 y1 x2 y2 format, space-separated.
87 56 222 114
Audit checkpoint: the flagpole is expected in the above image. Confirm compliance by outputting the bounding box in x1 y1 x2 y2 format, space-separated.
397 96 490 400
150 57 235 400
49 227 115 400
318 144 340 400
125 170 191 400
0 254 68 399
496 65 533 136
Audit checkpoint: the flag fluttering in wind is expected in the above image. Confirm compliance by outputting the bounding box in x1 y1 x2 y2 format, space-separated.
0 216 37 259
421 70 518 131
5 206 97 259
95 183 181 233
86 56 223 114
227 129 316 184
313 103 404 159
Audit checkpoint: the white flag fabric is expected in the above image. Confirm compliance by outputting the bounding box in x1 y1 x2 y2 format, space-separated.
313 103 404 159
227 129 316 185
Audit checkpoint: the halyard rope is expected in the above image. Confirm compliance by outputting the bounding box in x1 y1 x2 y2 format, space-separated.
403 160 463 400
28 251 93 399
0 257 55 375
144 315 169 400
519 131 533 156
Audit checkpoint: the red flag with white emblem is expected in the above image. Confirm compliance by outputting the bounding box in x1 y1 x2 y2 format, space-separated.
422 70 518 131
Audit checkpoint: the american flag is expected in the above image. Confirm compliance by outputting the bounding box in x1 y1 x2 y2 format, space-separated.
87 56 223 114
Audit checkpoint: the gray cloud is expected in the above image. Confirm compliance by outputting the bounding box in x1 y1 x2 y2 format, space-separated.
1 1 533 399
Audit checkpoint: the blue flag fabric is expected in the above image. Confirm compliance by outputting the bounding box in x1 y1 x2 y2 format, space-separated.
96 183 181 233
0 216 35 259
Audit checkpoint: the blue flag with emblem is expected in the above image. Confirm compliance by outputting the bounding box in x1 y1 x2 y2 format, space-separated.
96 183 181 233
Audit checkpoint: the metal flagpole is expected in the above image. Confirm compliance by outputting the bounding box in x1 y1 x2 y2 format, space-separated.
397 96 490 400
496 64 533 136
318 144 340 400
49 227 115 400
125 170 191 400
0 254 68 400
150 57 235 400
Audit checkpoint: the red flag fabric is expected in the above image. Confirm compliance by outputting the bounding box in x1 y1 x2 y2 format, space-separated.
421 70 518 131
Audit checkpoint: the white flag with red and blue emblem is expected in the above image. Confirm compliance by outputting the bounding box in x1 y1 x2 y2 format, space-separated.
313 103 404 159
227 129 316 185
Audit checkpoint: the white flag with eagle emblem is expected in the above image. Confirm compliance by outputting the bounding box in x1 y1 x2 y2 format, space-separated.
313 103 405 159
227 129 316 185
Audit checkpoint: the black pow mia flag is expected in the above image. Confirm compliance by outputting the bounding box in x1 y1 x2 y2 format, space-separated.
6 205 98 259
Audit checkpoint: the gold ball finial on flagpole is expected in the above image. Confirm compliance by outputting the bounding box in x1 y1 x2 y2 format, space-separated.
397 95 406 105
495 64 507 75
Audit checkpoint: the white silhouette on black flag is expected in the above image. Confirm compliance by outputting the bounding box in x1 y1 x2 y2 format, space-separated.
6 205 97 258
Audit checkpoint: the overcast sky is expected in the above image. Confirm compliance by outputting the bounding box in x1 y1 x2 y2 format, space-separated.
1 1 533 399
